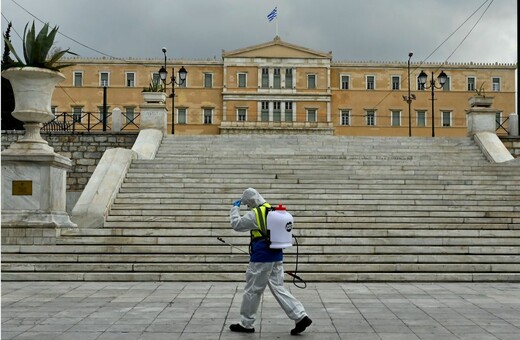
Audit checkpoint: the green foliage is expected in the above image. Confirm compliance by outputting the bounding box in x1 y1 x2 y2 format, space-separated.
1 21 16 71
3 21 76 71
475 82 486 97
142 78 165 92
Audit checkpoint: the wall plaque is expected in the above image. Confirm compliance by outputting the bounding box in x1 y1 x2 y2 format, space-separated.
12 180 33 196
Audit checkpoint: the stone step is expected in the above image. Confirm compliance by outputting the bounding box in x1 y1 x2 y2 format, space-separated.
111 197 520 206
3 135 519 282
102 222 519 230
4 272 519 282
5 253 520 264
57 227 520 238
54 236 520 247
4 262 520 274
3 244 520 255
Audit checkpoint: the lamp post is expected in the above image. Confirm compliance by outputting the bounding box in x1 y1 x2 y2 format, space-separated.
417 69 447 137
402 52 416 137
159 47 187 135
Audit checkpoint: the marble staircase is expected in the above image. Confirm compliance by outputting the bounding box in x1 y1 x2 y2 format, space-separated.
2 135 520 281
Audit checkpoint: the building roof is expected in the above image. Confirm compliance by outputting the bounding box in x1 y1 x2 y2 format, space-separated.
222 36 332 59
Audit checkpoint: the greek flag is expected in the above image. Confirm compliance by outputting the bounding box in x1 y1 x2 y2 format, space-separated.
267 7 277 22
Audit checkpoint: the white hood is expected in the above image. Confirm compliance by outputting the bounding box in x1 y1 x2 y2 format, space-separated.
240 188 266 209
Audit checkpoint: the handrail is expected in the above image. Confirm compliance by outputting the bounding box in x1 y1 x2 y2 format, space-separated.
42 112 140 133
496 116 509 135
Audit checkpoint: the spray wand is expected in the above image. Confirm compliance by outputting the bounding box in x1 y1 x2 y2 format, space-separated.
216 237 249 254
216 236 307 289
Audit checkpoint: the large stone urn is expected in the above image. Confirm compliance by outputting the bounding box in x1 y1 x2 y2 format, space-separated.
142 91 167 104
1 66 76 230
140 91 168 134
2 67 65 153
469 95 494 108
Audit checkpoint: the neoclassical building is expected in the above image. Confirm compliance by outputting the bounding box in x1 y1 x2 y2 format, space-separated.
52 36 517 137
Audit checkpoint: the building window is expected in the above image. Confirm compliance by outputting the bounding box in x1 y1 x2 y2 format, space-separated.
340 110 350 126
204 73 213 88
417 110 426 127
273 68 281 89
125 72 135 87
152 72 160 84
366 75 375 90
495 112 503 129
203 108 213 124
307 74 316 89
492 77 500 91
73 71 83 87
391 76 400 90
391 110 401 126
72 107 82 123
261 101 269 121
341 75 350 90
285 68 293 88
307 109 317 122
442 111 451 127
467 77 476 91
124 107 135 123
98 106 110 121
178 108 187 124
366 110 376 126
273 101 281 121
100 72 109 87
261 68 269 88
285 102 293 121
238 73 247 88
51 106 57 114
237 108 247 121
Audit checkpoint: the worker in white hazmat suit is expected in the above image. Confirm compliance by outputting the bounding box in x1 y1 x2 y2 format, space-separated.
228 187 312 335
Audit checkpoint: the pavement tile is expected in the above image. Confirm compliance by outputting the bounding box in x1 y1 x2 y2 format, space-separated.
2 282 520 340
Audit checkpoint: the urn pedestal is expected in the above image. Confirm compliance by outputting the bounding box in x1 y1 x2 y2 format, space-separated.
1 67 76 230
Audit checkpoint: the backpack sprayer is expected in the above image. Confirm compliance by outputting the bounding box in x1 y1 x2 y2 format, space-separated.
217 204 306 289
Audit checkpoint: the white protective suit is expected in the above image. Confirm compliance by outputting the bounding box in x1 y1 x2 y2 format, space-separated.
229 188 307 329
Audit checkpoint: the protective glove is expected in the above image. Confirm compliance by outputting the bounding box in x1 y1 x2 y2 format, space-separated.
232 200 241 207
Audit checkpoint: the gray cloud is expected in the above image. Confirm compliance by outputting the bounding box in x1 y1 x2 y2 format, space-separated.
1 0 517 63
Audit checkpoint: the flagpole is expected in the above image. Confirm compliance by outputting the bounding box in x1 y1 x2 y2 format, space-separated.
276 4 279 36
267 6 278 36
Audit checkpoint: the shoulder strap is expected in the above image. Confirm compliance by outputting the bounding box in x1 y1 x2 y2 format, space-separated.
251 203 272 239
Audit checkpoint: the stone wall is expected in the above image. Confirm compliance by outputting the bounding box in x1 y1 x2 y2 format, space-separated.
1 131 139 191
501 137 520 158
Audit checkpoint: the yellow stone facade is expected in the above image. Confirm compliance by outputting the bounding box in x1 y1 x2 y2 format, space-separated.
52 37 517 137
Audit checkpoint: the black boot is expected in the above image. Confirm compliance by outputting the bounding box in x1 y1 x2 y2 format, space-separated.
230 323 255 333
291 316 312 335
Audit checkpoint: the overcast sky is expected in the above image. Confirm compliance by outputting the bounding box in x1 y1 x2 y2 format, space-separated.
1 0 517 64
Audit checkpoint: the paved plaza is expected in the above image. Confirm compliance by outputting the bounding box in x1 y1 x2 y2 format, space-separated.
2 281 520 340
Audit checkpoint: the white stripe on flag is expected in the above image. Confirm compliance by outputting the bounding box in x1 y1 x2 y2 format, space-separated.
267 7 277 22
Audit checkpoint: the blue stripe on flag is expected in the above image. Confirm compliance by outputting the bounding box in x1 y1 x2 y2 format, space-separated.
267 7 277 22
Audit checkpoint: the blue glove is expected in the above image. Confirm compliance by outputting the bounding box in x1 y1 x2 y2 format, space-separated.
232 200 241 207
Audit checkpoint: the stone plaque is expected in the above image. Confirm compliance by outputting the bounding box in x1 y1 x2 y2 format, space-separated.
12 180 32 196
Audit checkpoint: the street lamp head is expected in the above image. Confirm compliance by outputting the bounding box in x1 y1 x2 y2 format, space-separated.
162 47 167 54
418 70 427 86
159 66 168 82
408 51 413 58
178 66 187 82
438 70 448 86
